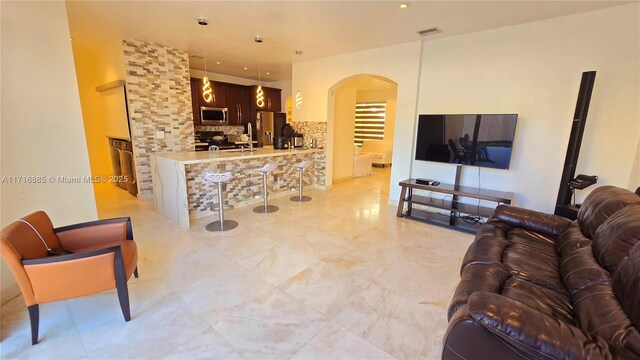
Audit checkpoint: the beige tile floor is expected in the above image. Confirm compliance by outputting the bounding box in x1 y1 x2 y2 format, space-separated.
0 167 473 359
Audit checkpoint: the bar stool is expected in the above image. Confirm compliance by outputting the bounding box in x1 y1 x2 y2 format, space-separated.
290 160 312 202
203 171 238 231
252 163 279 213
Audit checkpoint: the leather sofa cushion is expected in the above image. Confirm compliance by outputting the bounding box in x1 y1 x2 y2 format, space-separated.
561 245 610 294
613 242 640 330
461 231 510 271
502 228 566 293
501 277 575 325
577 186 640 239
556 222 591 258
448 263 509 320
572 280 640 355
592 204 640 274
491 205 571 238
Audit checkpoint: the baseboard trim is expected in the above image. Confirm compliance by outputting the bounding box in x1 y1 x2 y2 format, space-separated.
1 283 20 306
332 176 353 184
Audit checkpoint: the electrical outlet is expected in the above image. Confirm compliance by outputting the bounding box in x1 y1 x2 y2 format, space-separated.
156 131 165 139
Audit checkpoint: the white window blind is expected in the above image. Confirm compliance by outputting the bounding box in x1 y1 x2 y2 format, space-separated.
354 102 386 146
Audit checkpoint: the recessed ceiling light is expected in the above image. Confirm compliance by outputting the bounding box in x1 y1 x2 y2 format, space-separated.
243 67 248 70
399 2 409 8
197 17 208 26
266 72 271 75
295 49 303 55
216 61 221 65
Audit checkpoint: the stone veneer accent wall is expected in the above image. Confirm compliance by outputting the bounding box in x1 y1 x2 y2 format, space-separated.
292 121 327 149
124 39 194 198
313 151 326 186
186 152 321 214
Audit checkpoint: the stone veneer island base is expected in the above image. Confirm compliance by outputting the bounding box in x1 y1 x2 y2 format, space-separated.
152 147 326 229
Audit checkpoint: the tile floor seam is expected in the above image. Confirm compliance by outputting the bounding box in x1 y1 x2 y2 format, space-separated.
151 326 212 359
64 300 90 359
333 320 400 360
284 319 332 360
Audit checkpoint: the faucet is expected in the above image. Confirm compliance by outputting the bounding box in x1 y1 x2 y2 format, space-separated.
247 123 254 153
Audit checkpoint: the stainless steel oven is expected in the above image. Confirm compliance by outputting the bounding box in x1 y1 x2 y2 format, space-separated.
201 107 228 125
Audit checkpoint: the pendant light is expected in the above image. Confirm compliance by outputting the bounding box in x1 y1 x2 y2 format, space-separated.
198 18 214 103
256 63 265 107
295 90 302 110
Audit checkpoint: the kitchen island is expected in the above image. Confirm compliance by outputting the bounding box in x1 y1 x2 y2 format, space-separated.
151 147 326 229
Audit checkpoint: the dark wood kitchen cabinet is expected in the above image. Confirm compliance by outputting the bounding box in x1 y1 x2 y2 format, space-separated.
190 78 202 125
225 84 250 126
191 77 226 108
250 85 282 112
190 78 281 130
265 87 282 111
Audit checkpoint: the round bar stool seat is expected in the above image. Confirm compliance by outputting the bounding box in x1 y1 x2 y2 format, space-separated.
290 160 312 202
203 171 238 231
252 163 279 213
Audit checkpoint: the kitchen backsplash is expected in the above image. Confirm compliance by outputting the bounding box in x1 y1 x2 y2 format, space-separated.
292 121 327 149
124 39 194 199
195 125 245 136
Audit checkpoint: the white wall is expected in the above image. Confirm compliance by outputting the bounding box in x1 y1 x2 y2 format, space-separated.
72 38 127 187
332 82 358 181
293 41 423 197
630 137 640 190
413 3 640 212
1 1 98 304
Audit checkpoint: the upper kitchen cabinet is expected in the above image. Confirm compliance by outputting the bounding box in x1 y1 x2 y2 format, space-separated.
190 77 227 123
251 86 282 112
190 78 201 125
225 84 250 125
265 87 282 111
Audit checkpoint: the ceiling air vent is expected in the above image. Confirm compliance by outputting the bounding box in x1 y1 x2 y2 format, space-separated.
190 55 204 60
418 27 440 37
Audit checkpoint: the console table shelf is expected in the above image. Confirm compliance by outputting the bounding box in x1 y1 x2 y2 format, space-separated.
397 178 513 233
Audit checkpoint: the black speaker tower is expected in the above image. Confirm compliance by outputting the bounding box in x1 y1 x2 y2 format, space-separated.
554 71 596 217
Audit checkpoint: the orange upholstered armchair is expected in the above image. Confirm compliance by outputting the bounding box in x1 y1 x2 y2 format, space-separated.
0 211 138 344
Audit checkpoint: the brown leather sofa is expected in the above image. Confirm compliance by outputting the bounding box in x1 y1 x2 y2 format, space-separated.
443 186 640 360
0 211 138 344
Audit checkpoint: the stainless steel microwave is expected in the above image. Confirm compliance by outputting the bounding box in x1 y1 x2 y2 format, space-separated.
201 107 228 125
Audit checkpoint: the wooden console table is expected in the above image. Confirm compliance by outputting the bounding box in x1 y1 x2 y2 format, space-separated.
397 178 513 233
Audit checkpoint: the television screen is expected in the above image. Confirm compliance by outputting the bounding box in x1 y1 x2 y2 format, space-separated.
415 114 518 170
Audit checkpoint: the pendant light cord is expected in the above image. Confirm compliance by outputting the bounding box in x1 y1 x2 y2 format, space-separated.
203 44 207 76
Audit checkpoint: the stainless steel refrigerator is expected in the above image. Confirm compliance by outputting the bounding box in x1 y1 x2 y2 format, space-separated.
257 111 287 147
257 111 274 146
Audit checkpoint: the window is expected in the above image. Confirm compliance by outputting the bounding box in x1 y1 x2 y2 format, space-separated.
354 102 386 146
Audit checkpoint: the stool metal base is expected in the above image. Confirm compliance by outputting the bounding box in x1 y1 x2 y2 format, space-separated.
290 195 312 202
206 220 239 232
253 205 279 213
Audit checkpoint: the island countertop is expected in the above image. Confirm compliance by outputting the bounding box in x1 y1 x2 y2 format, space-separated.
152 146 326 229
155 146 324 164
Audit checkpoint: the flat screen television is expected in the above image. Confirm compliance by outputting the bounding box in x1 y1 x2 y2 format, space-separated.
415 114 518 170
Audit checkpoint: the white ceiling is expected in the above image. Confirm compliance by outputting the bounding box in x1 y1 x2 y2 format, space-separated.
66 1 630 81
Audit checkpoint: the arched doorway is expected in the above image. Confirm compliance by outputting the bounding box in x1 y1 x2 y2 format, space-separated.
327 74 398 192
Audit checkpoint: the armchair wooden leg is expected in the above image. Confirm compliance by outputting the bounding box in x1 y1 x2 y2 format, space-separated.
113 248 131 322
28 304 39 345
133 267 139 278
